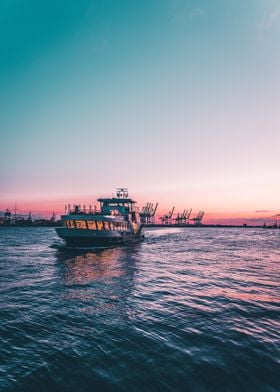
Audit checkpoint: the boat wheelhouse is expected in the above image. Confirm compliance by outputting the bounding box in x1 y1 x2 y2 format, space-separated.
55 188 143 246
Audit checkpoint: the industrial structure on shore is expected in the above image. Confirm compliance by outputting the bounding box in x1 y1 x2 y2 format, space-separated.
1 199 279 229
0 201 205 228
0 208 58 226
140 203 205 226
139 203 158 225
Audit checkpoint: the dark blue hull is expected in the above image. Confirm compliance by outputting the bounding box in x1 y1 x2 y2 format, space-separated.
59 233 144 247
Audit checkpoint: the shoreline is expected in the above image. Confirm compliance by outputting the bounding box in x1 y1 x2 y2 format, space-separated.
0 223 278 229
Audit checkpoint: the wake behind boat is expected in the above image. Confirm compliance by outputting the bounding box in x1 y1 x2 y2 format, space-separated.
55 188 143 246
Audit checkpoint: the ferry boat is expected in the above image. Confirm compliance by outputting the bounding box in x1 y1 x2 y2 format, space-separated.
55 188 143 246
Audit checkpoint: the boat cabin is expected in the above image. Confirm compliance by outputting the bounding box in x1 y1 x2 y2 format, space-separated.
60 188 141 234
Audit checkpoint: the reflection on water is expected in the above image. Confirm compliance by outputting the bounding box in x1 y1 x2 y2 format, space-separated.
53 246 141 319
56 247 126 285
0 227 279 392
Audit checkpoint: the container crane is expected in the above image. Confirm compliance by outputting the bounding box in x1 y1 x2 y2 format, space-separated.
191 211 205 226
174 209 187 225
161 206 175 225
140 202 159 224
185 209 192 224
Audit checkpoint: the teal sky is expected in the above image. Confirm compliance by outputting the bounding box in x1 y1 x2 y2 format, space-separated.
1 0 280 216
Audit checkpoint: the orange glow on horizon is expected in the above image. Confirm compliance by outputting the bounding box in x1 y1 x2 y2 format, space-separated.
0 196 277 225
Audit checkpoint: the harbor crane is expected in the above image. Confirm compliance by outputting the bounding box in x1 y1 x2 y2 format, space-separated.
151 203 158 224
140 202 158 224
160 206 175 225
191 211 205 226
174 210 185 225
174 209 187 225
185 209 192 224
173 208 193 225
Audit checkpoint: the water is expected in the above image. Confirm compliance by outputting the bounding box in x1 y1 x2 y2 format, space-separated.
0 227 279 391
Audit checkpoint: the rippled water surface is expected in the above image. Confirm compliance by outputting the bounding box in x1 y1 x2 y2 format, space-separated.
0 227 279 391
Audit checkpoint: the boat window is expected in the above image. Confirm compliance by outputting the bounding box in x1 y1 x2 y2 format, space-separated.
116 222 126 231
87 221 97 230
115 222 127 231
103 221 110 230
67 220 75 228
96 221 103 230
75 220 87 229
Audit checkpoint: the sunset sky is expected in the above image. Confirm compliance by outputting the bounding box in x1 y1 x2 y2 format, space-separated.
0 0 279 223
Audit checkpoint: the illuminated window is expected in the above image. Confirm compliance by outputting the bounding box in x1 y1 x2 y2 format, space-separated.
75 220 87 229
122 222 128 231
67 220 75 228
115 222 127 231
87 221 97 230
96 221 103 230
103 221 110 230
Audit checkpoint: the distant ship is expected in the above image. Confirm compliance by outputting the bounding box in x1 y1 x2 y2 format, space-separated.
55 188 143 246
